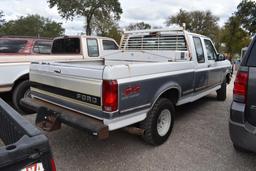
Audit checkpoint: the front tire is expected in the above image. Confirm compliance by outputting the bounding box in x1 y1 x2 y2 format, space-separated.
217 79 227 101
12 80 34 114
140 98 175 146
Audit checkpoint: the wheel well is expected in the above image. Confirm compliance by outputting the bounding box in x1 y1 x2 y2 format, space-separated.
12 74 29 90
159 88 179 105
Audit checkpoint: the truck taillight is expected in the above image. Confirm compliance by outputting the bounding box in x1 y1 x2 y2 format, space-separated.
233 71 248 103
103 80 118 112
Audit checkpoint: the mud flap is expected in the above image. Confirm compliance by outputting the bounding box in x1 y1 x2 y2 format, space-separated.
36 107 61 132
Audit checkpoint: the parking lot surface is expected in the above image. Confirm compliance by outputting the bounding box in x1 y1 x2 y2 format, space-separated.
1 77 256 171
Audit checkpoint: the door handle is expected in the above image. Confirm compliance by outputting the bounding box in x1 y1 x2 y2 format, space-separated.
208 64 211 68
54 69 61 74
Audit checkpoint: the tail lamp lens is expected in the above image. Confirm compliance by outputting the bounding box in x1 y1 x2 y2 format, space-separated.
102 80 118 112
233 71 248 103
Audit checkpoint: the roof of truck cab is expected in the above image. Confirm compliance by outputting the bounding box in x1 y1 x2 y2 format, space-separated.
186 31 210 39
54 35 116 41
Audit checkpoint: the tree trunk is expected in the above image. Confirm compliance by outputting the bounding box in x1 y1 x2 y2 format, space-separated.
86 13 94 35
86 19 92 35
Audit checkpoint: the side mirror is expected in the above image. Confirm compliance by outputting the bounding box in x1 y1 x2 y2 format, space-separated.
216 54 225 61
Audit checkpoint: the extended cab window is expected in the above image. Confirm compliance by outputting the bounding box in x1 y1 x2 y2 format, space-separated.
193 37 205 63
103 40 118 50
52 38 80 54
204 39 217 61
33 40 52 54
87 39 99 57
0 39 27 53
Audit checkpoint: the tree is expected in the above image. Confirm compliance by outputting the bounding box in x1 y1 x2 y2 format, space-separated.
0 15 64 37
48 0 123 35
0 11 5 26
103 26 122 44
91 14 122 44
126 22 151 31
166 9 220 49
236 0 256 36
221 16 251 58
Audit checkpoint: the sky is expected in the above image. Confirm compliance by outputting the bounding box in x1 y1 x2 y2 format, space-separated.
0 0 244 35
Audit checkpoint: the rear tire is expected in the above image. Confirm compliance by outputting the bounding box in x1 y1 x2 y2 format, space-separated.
12 80 34 114
140 98 175 146
233 144 250 153
217 79 226 101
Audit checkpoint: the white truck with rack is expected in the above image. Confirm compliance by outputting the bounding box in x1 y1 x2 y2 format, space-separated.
21 28 232 145
0 36 118 113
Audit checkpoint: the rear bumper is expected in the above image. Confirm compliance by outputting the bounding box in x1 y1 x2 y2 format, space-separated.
21 97 109 140
229 102 256 152
21 97 149 138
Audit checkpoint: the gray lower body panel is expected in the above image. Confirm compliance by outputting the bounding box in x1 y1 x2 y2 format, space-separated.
229 121 256 153
229 101 256 152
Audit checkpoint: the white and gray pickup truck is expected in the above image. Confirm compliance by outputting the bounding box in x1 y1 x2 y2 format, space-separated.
0 36 118 113
22 28 232 145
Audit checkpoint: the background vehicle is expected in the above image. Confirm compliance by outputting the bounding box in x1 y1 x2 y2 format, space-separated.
22 28 232 146
240 47 248 61
0 35 119 114
0 36 52 55
0 98 56 171
230 36 256 153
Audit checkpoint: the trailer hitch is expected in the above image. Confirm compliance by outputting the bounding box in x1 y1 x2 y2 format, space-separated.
36 107 61 132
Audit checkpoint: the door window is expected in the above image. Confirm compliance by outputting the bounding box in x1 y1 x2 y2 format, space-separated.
0 39 27 53
193 37 205 63
87 39 99 57
103 40 118 50
33 40 52 54
204 39 217 61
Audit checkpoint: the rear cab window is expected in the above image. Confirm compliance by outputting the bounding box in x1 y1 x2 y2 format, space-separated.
52 38 80 54
246 40 256 66
0 39 27 53
87 38 99 57
33 40 52 54
204 39 217 61
193 37 205 63
103 40 118 50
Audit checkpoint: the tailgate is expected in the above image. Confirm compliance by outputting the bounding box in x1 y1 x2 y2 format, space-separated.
30 61 105 116
0 99 54 171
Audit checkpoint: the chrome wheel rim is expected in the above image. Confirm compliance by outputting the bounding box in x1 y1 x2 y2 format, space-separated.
157 109 171 136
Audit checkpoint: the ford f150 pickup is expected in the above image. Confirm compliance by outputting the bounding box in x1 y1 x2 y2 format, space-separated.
22 28 232 145
0 36 118 114
0 98 56 171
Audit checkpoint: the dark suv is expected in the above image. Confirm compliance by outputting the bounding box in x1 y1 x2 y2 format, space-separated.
229 36 256 152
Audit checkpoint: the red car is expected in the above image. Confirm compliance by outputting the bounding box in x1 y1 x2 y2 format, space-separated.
0 36 52 55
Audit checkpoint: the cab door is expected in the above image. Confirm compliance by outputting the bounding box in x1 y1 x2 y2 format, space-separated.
193 37 209 92
203 39 222 87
